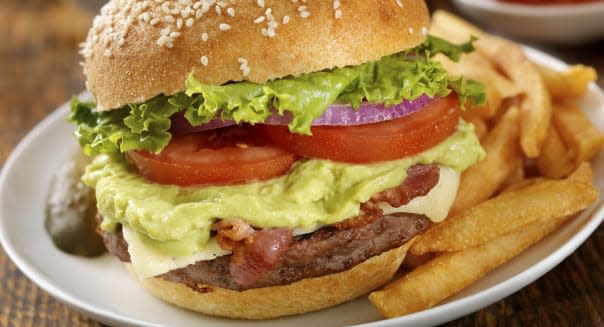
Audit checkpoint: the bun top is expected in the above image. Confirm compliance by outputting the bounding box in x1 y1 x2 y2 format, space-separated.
82 0 430 111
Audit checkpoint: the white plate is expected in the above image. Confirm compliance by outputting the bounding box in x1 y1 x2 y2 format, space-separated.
1 47 603 327
452 0 604 44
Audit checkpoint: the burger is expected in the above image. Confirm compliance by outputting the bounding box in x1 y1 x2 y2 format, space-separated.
69 0 485 320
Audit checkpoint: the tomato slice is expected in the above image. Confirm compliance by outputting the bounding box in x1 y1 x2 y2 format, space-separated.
253 96 461 163
126 126 297 186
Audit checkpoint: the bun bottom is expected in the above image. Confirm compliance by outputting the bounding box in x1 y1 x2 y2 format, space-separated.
125 239 415 319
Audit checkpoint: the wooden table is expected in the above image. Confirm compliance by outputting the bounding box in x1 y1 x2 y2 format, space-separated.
0 0 602 326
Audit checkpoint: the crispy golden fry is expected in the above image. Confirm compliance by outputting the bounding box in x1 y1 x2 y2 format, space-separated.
370 214 574 318
553 102 604 164
568 162 594 185
477 41 551 158
431 10 551 158
411 171 599 255
498 159 526 192
537 64 597 100
448 106 523 216
536 124 576 178
502 162 590 194
501 177 546 193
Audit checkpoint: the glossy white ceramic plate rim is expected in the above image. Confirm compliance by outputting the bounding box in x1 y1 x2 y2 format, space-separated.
454 0 604 15
0 46 603 327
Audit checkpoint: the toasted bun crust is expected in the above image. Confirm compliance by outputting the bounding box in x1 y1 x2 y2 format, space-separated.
125 240 413 319
83 0 430 110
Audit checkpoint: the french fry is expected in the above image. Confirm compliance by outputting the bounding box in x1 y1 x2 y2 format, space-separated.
411 169 599 255
501 177 546 194
537 64 597 100
552 102 604 164
431 10 552 158
370 213 574 318
498 159 526 192
567 162 594 185
448 106 523 216
477 40 551 158
536 124 576 179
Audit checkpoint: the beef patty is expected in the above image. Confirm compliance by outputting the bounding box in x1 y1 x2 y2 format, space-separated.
99 212 429 291
96 164 438 291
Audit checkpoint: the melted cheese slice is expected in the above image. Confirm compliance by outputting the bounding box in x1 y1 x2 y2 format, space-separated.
123 165 460 279
122 226 230 279
378 166 460 223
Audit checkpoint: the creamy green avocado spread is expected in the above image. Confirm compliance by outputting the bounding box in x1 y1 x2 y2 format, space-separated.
82 120 483 257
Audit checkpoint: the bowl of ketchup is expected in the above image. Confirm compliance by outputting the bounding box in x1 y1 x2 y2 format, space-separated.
452 0 604 44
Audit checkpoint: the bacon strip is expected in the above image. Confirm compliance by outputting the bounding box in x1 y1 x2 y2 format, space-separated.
371 163 440 207
229 228 292 287
213 218 256 250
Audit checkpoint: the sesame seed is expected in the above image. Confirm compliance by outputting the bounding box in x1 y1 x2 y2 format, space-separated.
227 7 235 17
215 5 221 15
265 8 272 16
200 55 209 66
170 31 181 38
282 15 290 24
238 57 250 76
333 0 340 9
201 32 209 42
395 0 403 7
161 2 171 14
150 18 160 25
267 28 276 37
421 26 429 36
165 15 175 23
297 5 307 12
335 9 342 19
181 7 191 18
186 18 194 27
254 16 266 23
157 35 170 46
219 23 231 31
176 18 183 29
300 10 310 18
257 0 265 7
408 27 414 34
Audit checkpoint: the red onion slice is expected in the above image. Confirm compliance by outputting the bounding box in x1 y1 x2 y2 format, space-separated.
265 94 433 126
171 94 434 133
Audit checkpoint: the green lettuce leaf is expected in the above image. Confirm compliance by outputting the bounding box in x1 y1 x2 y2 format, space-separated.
70 35 486 156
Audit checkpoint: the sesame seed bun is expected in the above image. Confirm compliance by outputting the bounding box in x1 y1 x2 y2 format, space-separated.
125 239 414 320
83 0 430 111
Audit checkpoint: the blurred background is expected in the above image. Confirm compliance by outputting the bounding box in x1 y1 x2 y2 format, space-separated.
0 0 603 326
